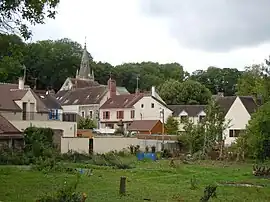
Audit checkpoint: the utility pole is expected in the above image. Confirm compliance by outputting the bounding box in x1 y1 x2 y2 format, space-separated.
160 108 165 150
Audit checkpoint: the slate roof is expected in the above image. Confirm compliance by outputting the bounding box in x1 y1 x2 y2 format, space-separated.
0 114 22 135
216 96 258 115
128 120 160 131
100 93 144 109
57 86 108 106
69 78 100 88
0 83 48 113
168 105 207 117
39 94 62 110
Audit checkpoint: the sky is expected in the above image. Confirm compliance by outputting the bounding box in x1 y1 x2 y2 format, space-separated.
30 0 270 73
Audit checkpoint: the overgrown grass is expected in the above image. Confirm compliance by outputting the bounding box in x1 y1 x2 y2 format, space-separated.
1 160 270 201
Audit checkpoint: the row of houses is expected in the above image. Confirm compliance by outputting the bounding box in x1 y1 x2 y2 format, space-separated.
0 43 260 152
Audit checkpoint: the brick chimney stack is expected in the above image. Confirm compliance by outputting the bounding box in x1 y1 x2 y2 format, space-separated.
107 78 116 98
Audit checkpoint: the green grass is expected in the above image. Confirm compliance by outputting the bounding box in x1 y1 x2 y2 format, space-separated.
1 160 270 201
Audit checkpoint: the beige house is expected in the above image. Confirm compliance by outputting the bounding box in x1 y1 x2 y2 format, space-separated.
0 79 77 137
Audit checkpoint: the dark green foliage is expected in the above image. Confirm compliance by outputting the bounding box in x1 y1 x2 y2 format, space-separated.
165 116 179 135
200 185 217 202
245 101 270 162
0 0 60 39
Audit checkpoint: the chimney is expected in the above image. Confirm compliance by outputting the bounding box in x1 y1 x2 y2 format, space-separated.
107 78 116 98
18 77 24 90
151 86 155 97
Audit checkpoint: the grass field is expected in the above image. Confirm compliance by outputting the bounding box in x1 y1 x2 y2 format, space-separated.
1 160 270 201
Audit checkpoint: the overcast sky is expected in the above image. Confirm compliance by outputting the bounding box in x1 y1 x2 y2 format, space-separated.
30 0 270 72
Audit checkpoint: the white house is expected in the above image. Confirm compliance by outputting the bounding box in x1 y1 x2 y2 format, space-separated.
168 105 207 132
217 96 258 146
99 82 172 130
169 95 259 145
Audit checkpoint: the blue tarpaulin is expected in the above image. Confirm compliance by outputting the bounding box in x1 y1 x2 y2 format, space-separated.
136 152 156 161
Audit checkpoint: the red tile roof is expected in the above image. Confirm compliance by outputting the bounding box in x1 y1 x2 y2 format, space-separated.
100 93 144 109
128 120 160 131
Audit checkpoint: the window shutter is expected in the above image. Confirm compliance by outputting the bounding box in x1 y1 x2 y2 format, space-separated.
108 111 110 119
49 110 52 120
103 111 106 119
55 109 58 120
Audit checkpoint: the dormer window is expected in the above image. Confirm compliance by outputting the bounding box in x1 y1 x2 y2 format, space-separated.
199 115 206 123
180 115 188 123
73 99 79 104
64 100 69 104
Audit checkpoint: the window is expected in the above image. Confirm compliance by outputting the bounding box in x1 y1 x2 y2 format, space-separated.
30 103 35 120
117 111 124 119
180 115 188 123
141 104 144 108
103 111 110 120
81 111 85 118
22 102 27 120
49 109 59 120
105 123 114 129
62 113 76 122
151 103 154 108
89 110 93 119
229 129 245 137
199 115 206 123
131 110 135 119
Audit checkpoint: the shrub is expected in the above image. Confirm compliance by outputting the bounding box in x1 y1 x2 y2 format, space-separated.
37 175 87 202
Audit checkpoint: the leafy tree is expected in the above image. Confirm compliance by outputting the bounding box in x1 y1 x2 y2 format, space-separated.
236 64 265 99
78 118 97 129
191 66 241 96
22 38 84 90
165 116 179 135
24 127 54 157
245 101 270 162
157 79 182 104
0 34 25 82
158 79 211 105
0 0 60 39
181 99 229 157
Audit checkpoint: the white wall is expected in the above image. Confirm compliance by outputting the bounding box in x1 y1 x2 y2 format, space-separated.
10 120 77 137
62 105 79 113
93 136 175 153
133 96 172 123
61 137 89 153
223 97 251 146
176 110 206 131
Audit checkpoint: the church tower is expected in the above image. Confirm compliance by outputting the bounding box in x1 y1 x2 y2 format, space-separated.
76 41 94 81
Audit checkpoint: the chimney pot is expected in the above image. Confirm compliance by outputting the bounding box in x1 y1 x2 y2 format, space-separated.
18 77 24 90
151 86 155 97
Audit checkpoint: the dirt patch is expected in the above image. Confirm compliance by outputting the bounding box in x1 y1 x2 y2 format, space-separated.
218 182 265 188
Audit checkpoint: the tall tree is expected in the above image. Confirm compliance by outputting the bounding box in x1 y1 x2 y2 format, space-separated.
0 0 60 39
191 66 241 96
236 64 265 99
158 79 211 105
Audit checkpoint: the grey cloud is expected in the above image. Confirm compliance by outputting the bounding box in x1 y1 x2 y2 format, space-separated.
140 0 270 52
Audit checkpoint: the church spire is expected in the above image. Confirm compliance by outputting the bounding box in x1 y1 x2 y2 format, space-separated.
77 37 94 81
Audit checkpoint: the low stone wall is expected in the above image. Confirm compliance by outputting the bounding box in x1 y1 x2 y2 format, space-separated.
60 137 89 154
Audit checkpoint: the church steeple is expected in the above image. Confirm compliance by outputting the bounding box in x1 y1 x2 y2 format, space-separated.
77 37 94 81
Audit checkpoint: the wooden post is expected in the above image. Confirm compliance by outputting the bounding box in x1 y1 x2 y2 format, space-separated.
119 176 126 195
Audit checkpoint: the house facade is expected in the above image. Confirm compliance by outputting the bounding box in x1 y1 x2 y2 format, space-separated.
217 96 258 146
169 95 258 146
168 105 207 132
0 79 77 137
99 81 172 130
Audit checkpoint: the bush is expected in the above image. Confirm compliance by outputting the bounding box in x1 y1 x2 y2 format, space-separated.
37 175 87 202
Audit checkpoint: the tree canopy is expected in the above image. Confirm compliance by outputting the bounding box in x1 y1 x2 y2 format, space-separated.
0 0 60 39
